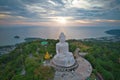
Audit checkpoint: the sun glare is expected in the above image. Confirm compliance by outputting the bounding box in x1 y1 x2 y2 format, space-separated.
56 17 67 24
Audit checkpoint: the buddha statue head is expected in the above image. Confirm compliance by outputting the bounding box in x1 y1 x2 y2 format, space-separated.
59 32 66 43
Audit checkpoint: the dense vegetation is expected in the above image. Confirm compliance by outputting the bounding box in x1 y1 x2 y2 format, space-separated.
0 40 56 80
84 41 120 80
0 39 120 80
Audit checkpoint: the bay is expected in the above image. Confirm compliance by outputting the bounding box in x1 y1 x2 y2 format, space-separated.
0 26 120 46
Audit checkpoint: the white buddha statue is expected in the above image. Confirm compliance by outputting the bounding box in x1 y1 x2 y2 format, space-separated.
52 32 75 67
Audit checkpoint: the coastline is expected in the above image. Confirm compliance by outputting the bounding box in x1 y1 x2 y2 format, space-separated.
105 29 120 36
1 26 120 47
0 45 16 56
0 35 120 56
1 29 120 56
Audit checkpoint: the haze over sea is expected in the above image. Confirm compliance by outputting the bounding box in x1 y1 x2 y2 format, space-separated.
0 26 120 46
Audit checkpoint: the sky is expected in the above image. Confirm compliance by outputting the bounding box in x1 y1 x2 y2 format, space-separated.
0 0 120 27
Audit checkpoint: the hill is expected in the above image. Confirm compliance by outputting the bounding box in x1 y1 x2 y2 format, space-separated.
105 29 120 36
0 39 120 80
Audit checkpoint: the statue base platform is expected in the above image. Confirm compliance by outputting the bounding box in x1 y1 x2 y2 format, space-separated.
51 56 92 80
54 71 82 80
51 60 78 72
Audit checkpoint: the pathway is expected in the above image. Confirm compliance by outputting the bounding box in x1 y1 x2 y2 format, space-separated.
53 56 92 80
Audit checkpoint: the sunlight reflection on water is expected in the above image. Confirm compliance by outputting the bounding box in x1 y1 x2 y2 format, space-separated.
0 26 120 46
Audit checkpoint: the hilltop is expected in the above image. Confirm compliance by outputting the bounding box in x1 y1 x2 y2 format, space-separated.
0 39 120 80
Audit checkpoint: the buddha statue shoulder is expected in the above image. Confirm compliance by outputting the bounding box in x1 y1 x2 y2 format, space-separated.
56 33 69 55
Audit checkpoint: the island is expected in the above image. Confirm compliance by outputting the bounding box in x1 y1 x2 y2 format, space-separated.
14 36 20 39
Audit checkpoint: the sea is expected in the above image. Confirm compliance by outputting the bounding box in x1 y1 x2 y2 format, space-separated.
0 26 120 46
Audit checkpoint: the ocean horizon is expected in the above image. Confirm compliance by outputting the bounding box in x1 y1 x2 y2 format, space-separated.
0 26 120 46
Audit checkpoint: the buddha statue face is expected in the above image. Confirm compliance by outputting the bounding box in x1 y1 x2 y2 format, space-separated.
59 32 66 43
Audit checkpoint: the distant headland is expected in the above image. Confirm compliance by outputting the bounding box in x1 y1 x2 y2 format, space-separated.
24 38 44 42
105 29 120 36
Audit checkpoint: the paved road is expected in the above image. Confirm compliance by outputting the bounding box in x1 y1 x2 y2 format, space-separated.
75 56 92 79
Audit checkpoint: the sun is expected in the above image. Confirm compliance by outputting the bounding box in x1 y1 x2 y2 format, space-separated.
56 17 67 24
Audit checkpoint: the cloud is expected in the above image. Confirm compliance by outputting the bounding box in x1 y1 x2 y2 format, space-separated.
48 0 58 6
0 0 120 26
